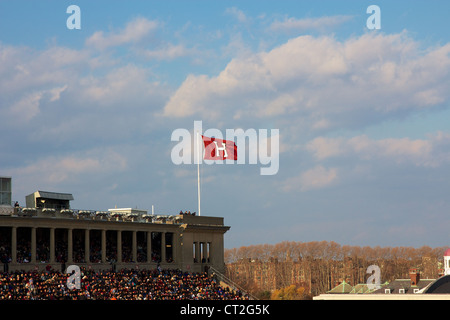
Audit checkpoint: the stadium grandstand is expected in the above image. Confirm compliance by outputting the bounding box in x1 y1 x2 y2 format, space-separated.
0 177 247 300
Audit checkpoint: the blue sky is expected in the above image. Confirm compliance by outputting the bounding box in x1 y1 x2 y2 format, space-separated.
1 1 450 249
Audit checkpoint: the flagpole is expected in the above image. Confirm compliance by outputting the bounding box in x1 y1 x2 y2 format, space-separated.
197 131 201 216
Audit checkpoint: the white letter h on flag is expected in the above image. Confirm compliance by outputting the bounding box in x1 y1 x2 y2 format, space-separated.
214 141 228 158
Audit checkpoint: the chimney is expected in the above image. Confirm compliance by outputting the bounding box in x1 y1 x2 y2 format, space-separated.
409 268 420 286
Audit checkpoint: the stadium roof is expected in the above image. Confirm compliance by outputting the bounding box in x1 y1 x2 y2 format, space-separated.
33 191 74 201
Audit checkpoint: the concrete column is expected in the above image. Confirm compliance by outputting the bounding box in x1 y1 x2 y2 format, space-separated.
67 229 73 264
194 242 200 263
84 229 90 263
161 232 166 263
147 231 152 263
209 241 215 264
31 227 36 263
200 242 205 262
117 230 122 263
49 228 55 264
206 242 210 262
11 227 16 263
172 233 177 263
132 231 137 262
208 242 212 263
101 229 106 263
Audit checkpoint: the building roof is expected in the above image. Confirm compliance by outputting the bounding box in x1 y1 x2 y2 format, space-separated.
327 280 353 294
316 266 450 299
372 279 435 294
349 282 389 294
108 208 148 214
444 248 450 257
424 275 450 293
349 284 371 294
32 191 74 201
326 277 438 295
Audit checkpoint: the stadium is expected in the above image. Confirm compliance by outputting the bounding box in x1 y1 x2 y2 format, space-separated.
0 176 248 300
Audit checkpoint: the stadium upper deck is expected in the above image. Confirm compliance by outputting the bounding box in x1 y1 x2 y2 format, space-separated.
0 186 230 274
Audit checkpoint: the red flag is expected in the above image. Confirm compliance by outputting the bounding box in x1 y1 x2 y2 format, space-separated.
202 135 237 160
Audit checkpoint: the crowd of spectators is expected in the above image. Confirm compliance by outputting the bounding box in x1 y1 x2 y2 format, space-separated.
2 234 162 265
0 268 248 300
179 210 196 216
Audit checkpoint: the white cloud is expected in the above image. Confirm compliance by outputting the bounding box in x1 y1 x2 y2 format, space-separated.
11 148 128 185
269 15 353 32
85 17 158 50
79 64 162 105
8 91 43 122
48 85 68 102
225 7 248 23
0 45 88 98
137 43 196 61
306 133 450 167
305 136 345 160
282 165 338 192
0 21 173 152
162 32 450 133
7 85 68 123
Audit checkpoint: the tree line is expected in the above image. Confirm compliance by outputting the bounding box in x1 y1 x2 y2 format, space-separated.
224 241 448 298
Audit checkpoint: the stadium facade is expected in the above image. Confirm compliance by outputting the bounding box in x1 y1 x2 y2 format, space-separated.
0 178 230 274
